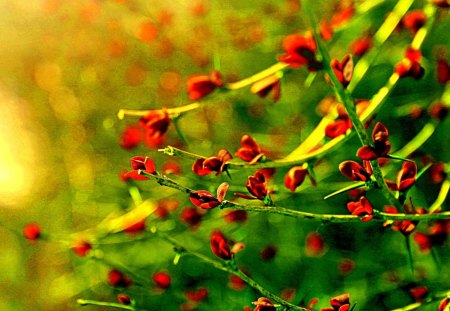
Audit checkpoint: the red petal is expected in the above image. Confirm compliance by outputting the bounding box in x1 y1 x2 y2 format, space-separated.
357 145 378 160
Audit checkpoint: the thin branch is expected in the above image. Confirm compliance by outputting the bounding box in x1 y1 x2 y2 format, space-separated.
139 171 450 222
155 230 307 311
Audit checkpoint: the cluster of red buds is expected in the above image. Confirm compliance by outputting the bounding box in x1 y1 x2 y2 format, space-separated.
357 122 391 160
325 100 370 138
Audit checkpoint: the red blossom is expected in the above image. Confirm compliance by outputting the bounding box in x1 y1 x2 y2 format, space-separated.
278 33 322 70
72 240 92 257
246 170 269 200
250 74 281 102
210 230 232 260
413 232 432 253
229 274 246 291
117 294 131 305
410 286 428 302
395 48 425 79
320 20 334 41
383 204 422 236
347 196 374 221
108 269 132 287
402 10 427 34
357 122 391 160
180 207 204 228
325 119 352 138
284 165 308 192
305 232 326 256
349 36 372 57
322 293 351 311
396 161 417 192
126 156 157 180
428 101 448 121
189 190 220 209
429 162 447 184
119 125 142 150
223 210 248 223
192 149 232 176
330 55 353 88
436 58 449 84
138 109 171 142
339 160 372 182
235 134 265 164
184 288 208 303
331 2 355 27
186 70 223 100
23 223 41 241
252 297 276 311
152 271 171 289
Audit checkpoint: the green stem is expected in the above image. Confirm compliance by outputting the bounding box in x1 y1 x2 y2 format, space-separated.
172 117 189 145
395 123 436 158
307 4 401 209
324 181 367 200
117 103 201 120
158 146 204 161
77 299 134 310
404 236 414 278
348 0 415 92
138 169 450 222
156 230 306 311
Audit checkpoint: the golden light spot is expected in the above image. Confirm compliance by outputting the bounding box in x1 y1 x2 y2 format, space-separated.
159 71 182 93
33 62 62 92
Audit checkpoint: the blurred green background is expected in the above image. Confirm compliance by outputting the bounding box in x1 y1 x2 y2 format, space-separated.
0 0 448 310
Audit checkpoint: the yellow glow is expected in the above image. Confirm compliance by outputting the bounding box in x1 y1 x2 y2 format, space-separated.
0 87 37 209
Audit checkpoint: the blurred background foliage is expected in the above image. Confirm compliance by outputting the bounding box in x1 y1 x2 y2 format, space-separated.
0 0 449 310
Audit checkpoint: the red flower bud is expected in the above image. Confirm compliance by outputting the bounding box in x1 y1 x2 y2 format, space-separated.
223 210 247 223
436 58 449 84
119 125 142 150
410 286 428 302
210 230 232 260
126 156 157 180
278 33 321 70
72 240 92 257
428 101 448 121
152 271 171 289
186 70 223 100
329 293 351 311
397 161 417 192
305 232 326 256
357 122 391 160
402 10 426 34
349 36 372 57
117 294 131 305
108 269 132 287
339 160 372 182
246 170 269 200
347 196 374 221
413 232 432 253
284 166 308 192
320 20 334 41
184 288 208 303
235 134 264 164
180 207 204 228
229 274 246 290
138 109 170 141
192 149 232 176
189 190 220 209
325 119 352 138
330 55 353 88
23 223 41 241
